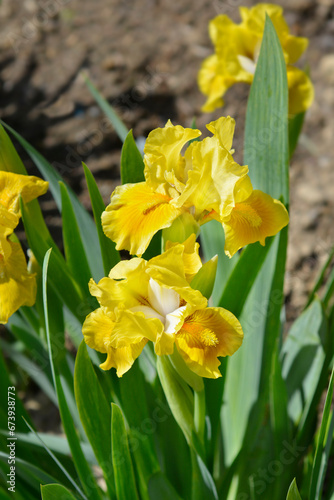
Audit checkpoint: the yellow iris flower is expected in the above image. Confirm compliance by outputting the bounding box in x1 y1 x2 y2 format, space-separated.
83 237 243 379
198 3 314 115
102 117 289 258
0 171 48 323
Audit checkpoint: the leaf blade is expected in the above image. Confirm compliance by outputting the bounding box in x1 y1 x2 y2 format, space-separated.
111 404 139 500
121 130 145 184
222 15 289 468
60 181 93 295
83 162 120 275
83 75 129 143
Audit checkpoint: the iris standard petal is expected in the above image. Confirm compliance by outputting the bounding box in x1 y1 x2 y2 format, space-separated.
102 182 182 256
206 116 236 152
177 134 248 218
148 245 207 310
143 120 201 194
165 234 202 283
89 258 149 310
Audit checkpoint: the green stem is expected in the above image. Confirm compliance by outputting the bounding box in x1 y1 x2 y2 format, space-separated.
194 387 206 451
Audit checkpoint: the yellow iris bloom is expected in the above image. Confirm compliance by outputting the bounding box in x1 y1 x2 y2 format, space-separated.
83 238 243 379
102 117 289 258
0 171 48 323
198 3 314 115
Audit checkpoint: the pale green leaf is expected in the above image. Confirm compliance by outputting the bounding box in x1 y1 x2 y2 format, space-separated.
41 484 78 500
83 163 120 276
121 130 145 184
286 478 302 500
111 404 139 500
309 367 334 500
74 341 114 495
222 16 289 466
83 74 128 143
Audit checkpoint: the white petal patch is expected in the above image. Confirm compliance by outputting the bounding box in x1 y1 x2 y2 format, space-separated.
148 278 180 317
165 305 188 334
237 55 256 75
129 305 165 324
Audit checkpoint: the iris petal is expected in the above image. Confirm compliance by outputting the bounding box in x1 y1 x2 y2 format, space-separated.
0 241 36 324
0 171 48 214
144 120 201 194
199 4 312 114
223 190 289 257
287 66 314 115
102 182 182 256
175 307 243 378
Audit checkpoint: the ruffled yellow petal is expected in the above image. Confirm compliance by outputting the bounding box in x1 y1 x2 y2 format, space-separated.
209 15 258 81
165 234 202 283
0 240 36 324
89 257 149 310
0 171 48 214
245 5 306 65
287 66 314 115
223 190 289 257
111 308 162 347
82 307 147 376
83 307 116 353
284 36 308 65
102 182 182 256
209 14 235 47
176 134 248 218
206 116 235 152
108 256 145 280
148 245 207 311
240 4 284 32
144 120 201 194
0 206 20 260
175 307 243 378
100 339 147 376
0 205 19 232
198 55 228 113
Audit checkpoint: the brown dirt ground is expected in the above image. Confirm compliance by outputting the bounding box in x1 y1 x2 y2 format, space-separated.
0 0 333 371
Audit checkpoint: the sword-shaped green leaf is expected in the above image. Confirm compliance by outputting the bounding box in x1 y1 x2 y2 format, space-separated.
111 404 139 500
121 130 145 184
222 16 289 469
286 478 302 500
83 163 120 276
60 182 92 296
